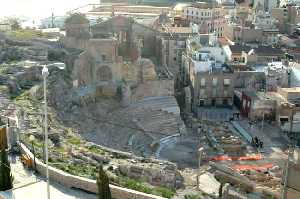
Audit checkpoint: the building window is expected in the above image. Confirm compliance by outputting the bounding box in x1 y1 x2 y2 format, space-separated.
200 89 205 96
200 78 206 86
173 57 177 61
211 99 216 106
224 79 231 86
212 88 217 97
224 90 228 97
212 77 218 86
223 99 228 106
101 54 106 61
199 99 204 106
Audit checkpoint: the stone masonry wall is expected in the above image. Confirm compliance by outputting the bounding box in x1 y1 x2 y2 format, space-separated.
19 143 167 199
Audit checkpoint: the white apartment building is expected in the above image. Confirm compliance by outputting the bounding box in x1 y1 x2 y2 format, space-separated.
182 34 235 107
182 1 227 37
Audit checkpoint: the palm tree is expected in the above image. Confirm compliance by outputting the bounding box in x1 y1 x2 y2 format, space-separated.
0 150 13 191
97 165 112 199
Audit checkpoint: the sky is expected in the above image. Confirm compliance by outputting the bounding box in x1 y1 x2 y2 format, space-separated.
0 0 99 21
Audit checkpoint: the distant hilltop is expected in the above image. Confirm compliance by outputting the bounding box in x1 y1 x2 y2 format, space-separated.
101 0 194 6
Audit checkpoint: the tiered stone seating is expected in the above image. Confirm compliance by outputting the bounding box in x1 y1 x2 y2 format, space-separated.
124 96 185 139
129 96 180 115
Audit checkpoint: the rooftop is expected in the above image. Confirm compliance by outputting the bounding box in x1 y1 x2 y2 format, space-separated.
159 26 194 34
173 3 192 11
254 46 284 56
262 92 287 103
230 45 252 54
230 45 284 56
217 37 232 46
279 87 300 93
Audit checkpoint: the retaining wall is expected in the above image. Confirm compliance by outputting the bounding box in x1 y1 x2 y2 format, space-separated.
19 142 167 199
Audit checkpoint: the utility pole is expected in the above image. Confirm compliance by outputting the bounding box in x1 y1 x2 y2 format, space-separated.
197 147 204 190
282 104 295 199
261 111 265 132
42 66 50 199
51 13 54 28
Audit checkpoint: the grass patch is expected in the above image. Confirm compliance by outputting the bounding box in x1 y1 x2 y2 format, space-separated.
111 176 175 198
87 145 105 155
0 65 9 74
54 163 97 179
67 137 81 145
54 147 66 153
8 30 50 40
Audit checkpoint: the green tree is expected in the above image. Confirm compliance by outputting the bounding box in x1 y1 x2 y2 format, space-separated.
0 150 13 191
97 165 112 199
4 17 21 30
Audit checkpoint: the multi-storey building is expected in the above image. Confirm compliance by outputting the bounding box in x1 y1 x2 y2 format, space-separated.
272 4 300 34
253 11 279 44
157 26 198 74
224 11 279 45
182 1 227 37
182 34 235 109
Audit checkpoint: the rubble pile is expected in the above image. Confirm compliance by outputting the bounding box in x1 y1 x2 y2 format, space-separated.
191 120 285 198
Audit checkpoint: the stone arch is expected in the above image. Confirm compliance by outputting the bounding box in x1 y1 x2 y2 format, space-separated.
97 65 112 81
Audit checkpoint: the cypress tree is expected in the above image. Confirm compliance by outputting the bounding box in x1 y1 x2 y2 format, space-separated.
0 150 13 191
97 165 112 199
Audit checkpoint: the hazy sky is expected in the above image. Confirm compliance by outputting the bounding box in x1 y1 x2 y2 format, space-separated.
0 0 99 20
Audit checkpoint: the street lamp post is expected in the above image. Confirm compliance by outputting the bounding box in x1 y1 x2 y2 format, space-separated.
42 65 50 199
282 104 295 199
261 111 265 132
197 147 204 190
29 135 36 172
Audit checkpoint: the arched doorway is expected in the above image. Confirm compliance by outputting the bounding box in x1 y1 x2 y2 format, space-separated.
97 65 112 81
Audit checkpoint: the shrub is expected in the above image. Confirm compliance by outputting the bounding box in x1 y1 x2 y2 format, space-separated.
0 150 13 191
97 165 112 199
47 49 66 62
184 194 202 199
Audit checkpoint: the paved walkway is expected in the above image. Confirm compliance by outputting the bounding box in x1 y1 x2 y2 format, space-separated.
234 119 289 167
0 155 96 199
237 120 288 149
0 181 96 199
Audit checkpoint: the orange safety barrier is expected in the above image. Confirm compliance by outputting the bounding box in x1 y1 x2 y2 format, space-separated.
210 154 262 161
21 154 33 168
232 163 273 171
